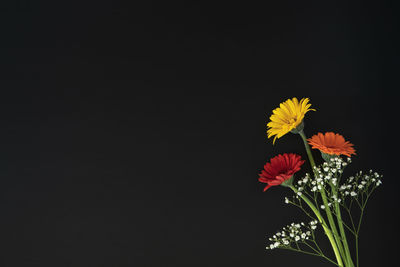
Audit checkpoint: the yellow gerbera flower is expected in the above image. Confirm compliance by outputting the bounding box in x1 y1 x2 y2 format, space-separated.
267 97 315 144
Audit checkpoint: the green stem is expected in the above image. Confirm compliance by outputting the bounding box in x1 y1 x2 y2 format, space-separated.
356 236 359 267
290 186 344 267
298 130 347 265
333 188 354 267
299 130 316 167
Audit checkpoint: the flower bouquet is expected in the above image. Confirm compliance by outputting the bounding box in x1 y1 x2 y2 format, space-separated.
258 98 382 267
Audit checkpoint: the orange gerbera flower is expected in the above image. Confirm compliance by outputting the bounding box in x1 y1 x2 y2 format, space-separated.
307 132 356 157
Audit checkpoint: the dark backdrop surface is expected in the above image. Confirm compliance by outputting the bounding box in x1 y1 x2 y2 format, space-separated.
1 1 399 266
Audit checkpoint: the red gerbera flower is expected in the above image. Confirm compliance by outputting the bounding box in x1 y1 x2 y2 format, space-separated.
259 153 305 191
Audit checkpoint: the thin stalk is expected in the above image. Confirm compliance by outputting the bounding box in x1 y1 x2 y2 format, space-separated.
355 192 372 267
281 246 321 257
356 237 359 267
304 241 340 266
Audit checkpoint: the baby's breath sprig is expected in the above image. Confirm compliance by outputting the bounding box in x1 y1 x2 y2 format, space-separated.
338 170 382 207
336 169 382 266
266 221 315 250
266 220 339 265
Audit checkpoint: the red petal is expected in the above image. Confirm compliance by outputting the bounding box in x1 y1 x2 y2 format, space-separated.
263 184 272 192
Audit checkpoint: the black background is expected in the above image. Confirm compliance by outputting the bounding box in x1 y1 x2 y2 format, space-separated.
1 1 399 266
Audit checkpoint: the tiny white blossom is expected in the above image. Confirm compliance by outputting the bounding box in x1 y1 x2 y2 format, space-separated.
310 186 316 192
